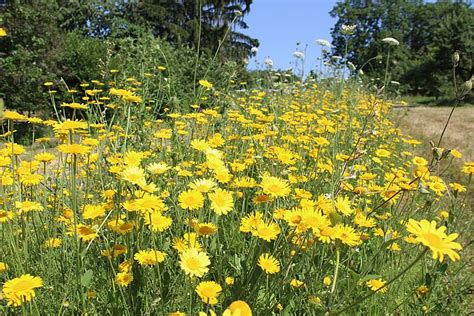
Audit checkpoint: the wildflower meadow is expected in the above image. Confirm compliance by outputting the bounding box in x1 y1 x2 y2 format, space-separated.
0 1 473 315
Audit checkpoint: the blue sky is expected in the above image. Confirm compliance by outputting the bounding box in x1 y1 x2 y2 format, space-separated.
242 0 339 70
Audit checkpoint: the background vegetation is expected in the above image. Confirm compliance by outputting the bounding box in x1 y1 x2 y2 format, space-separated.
1 0 472 117
331 0 473 98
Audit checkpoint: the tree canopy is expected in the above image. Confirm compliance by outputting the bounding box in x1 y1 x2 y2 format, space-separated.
0 0 258 114
330 0 473 97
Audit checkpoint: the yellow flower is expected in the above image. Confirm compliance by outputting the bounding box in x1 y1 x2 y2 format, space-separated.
225 277 235 285
334 196 354 216
208 188 233 215
195 281 222 305
146 162 170 175
15 200 43 214
190 178 217 193
134 249 166 266
121 166 146 187
416 285 429 297
375 148 391 158
258 253 280 274
2 274 43 306
119 261 132 272
115 272 133 287
143 210 172 232
366 278 388 293
406 219 462 262
178 189 204 210
57 144 91 155
449 182 466 193
0 262 8 272
223 300 252 316
173 233 202 253
461 162 474 174
260 175 291 198
323 276 332 286
43 238 62 248
3 110 27 121
252 221 280 242
0 27 7 37
0 210 14 222
101 244 128 258
450 149 462 158
428 181 445 196
290 279 305 288
179 248 210 277
54 119 88 132
412 156 427 166
61 102 88 110
194 222 218 236
199 80 213 89
34 152 55 163
82 204 106 220
76 224 98 241
333 224 361 247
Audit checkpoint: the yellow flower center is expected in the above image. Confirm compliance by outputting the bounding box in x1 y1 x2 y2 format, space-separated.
423 233 443 248
186 258 201 270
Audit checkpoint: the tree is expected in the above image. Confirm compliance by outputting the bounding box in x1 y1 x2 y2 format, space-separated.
123 0 259 61
0 0 258 115
330 0 473 97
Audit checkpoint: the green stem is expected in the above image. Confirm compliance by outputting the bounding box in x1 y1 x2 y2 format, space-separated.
332 248 428 315
327 246 341 310
383 47 391 95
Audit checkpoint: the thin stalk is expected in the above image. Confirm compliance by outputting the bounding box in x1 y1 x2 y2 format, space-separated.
383 47 391 95
332 248 428 315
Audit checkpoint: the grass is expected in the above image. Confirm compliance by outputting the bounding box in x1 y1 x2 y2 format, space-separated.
401 95 474 107
390 105 474 182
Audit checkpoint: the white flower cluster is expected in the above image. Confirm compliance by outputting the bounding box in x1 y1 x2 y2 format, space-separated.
382 37 400 46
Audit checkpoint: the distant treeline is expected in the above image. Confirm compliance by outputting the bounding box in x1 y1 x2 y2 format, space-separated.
331 0 473 97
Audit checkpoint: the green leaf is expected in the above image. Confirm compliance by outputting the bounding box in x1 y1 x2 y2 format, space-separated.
81 269 94 287
425 273 432 287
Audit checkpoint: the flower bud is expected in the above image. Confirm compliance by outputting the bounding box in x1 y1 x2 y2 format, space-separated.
458 76 473 98
452 51 460 66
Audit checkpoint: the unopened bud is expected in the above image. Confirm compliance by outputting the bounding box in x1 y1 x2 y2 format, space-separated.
329 211 342 225
458 76 473 98
452 51 460 66
433 147 444 160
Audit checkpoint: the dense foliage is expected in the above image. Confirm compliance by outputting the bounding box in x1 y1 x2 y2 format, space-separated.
330 0 473 97
0 0 257 114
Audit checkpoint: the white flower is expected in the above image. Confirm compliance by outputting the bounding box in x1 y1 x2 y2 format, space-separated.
264 58 273 68
341 24 356 35
390 80 400 85
250 47 258 54
293 51 305 59
316 39 332 47
382 37 399 46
